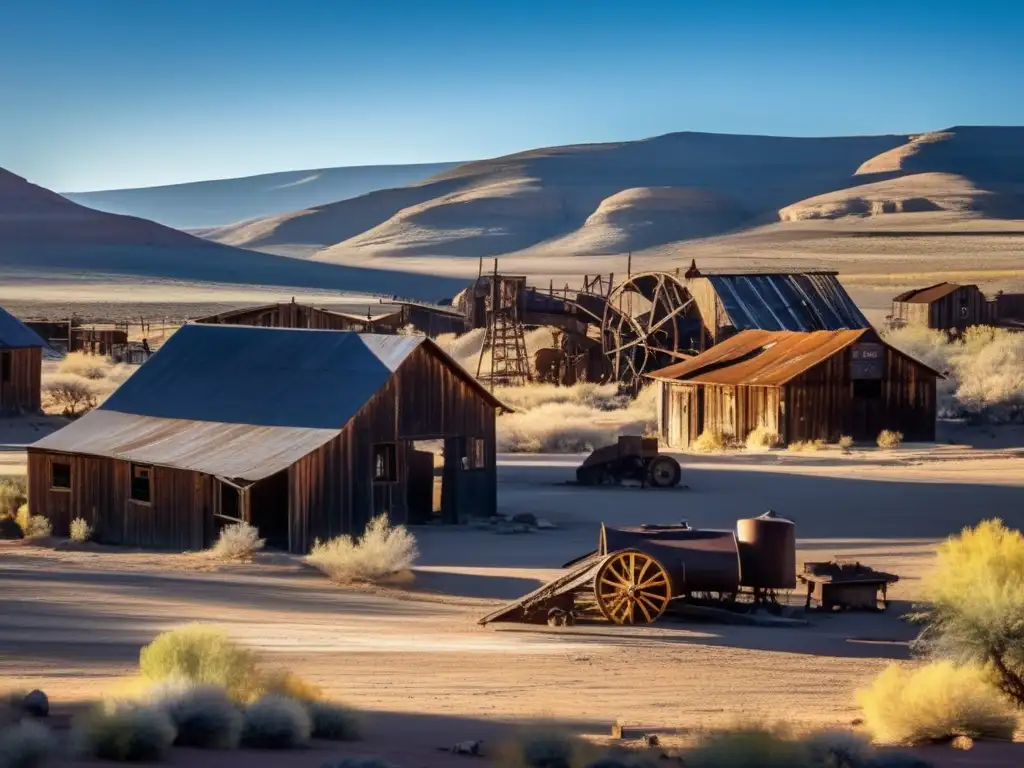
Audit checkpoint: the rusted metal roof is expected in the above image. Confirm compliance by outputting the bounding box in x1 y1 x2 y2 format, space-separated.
647 328 941 386
33 324 505 479
892 282 965 304
0 305 45 348
706 273 869 332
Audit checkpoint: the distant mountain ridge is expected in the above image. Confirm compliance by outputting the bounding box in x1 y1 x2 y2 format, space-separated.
64 162 460 229
0 167 464 300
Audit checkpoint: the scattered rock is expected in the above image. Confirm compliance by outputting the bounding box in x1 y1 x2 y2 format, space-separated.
950 735 974 751
22 690 49 717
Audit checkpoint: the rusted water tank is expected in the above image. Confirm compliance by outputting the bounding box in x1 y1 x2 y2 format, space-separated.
736 510 796 590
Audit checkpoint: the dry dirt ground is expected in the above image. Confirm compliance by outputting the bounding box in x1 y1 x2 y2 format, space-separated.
2 438 1024 765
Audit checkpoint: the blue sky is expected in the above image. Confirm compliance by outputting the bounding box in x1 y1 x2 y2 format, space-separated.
2 0 1020 191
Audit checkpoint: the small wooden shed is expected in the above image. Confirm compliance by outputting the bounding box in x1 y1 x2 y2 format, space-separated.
194 300 406 334
28 324 504 552
649 329 941 448
0 305 44 414
890 282 987 331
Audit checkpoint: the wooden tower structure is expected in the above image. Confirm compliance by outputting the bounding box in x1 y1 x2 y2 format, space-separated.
476 261 532 389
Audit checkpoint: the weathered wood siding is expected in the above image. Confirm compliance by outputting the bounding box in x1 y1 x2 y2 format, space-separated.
287 343 498 554
196 303 402 332
0 347 41 413
784 343 936 443
27 450 213 549
893 285 987 332
685 277 730 347
658 332 936 448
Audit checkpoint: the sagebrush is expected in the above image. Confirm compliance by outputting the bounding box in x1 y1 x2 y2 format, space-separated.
787 439 825 453
73 700 176 762
912 519 1024 706
0 478 27 518
16 508 50 540
494 727 596 768
308 701 363 741
41 375 98 417
139 625 262 703
856 662 1016 745
69 517 93 543
42 355 137 417
877 430 903 449
744 425 780 452
146 681 242 749
210 522 265 561
306 514 418 584
882 324 1024 422
839 435 855 452
0 719 54 768
260 669 322 702
693 429 729 453
241 695 311 749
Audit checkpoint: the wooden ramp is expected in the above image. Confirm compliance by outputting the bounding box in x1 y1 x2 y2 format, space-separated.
478 553 607 625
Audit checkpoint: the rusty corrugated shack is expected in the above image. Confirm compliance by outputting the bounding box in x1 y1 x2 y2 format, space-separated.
890 282 989 331
0 305 44 414
28 324 504 552
649 328 941 448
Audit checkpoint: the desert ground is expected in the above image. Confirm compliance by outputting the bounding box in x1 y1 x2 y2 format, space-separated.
2 429 1023 766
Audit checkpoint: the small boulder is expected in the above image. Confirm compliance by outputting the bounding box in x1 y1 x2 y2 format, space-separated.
510 512 538 527
22 690 49 717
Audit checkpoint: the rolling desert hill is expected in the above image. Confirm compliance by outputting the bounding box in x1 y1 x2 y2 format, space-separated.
780 128 1024 223
64 162 459 230
0 168 464 300
194 127 1024 271
203 131 911 259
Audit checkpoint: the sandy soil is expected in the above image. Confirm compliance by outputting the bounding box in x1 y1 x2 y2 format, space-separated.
2 443 1024 767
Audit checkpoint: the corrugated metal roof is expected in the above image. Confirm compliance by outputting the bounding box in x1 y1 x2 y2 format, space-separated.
33 324 505 479
892 282 964 304
32 411 338 480
707 273 869 332
0 305 45 348
648 329 879 386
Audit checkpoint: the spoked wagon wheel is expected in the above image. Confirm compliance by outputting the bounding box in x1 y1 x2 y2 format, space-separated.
594 549 672 625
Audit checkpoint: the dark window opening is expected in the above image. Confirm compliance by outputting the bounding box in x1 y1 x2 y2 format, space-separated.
130 463 152 503
372 443 397 482
853 379 883 399
51 462 71 490
1 351 10 384
467 437 486 469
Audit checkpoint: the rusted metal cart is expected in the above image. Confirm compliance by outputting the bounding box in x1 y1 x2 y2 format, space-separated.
575 436 682 488
480 511 797 626
799 561 900 611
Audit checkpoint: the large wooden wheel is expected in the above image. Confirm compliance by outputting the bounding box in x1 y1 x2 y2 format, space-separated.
594 549 673 625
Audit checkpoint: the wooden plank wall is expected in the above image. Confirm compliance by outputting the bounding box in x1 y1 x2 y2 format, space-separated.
684 278 729 347
27 450 212 549
0 347 41 413
287 344 498 554
659 381 781 448
929 286 987 331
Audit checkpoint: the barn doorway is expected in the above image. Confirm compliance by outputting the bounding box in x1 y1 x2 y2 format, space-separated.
249 470 290 550
407 440 443 525
215 480 243 541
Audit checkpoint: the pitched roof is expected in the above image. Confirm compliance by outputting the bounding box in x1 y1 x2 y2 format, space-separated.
892 282 966 304
704 273 869 332
647 329 941 386
33 324 503 480
0 305 45 348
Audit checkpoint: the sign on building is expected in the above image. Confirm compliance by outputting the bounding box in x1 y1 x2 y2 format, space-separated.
850 343 884 379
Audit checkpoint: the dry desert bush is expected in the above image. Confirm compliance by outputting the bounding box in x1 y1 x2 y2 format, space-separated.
913 519 1024 706
494 727 597 768
787 439 825 453
856 662 1016 745
15 508 50 540
259 669 323 703
876 430 904 449
883 325 1024 422
306 513 418 584
145 681 241 750
42 353 138 417
692 429 730 452
744 425 780 452
0 719 54 768
307 700 363 741
58 351 112 380
69 517 93 543
0 478 27 519
139 625 263 703
209 522 265 561
839 435 855 452
41 374 97 417
72 700 176 762
240 694 311 749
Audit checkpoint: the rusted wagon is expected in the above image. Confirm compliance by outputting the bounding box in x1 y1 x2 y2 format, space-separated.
575 436 682 488
480 511 796 626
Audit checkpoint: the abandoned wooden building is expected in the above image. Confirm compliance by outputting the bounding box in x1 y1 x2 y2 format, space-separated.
28 324 505 552
193 301 407 334
889 282 988 331
649 328 941 448
0 305 44 414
